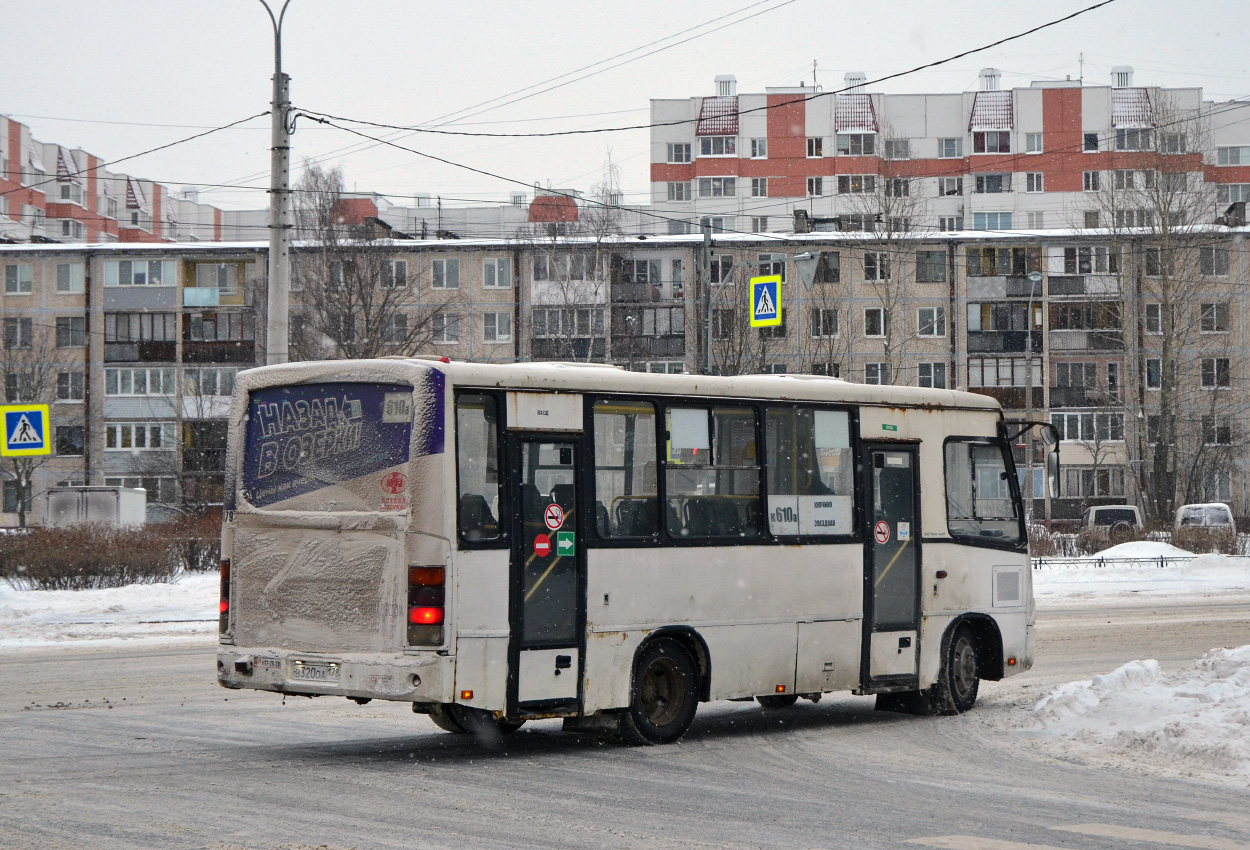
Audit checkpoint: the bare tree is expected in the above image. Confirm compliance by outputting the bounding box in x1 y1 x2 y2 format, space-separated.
290 163 456 361
0 321 82 526
1091 94 1242 518
798 252 851 377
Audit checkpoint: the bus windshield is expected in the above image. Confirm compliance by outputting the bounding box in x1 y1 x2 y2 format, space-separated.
944 440 1023 544
241 380 421 511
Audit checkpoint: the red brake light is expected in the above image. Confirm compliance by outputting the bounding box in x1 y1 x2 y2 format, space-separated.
218 559 231 634
409 566 445 586
219 599 229 614
409 606 444 625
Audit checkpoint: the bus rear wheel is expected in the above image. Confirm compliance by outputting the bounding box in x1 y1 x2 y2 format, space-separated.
426 703 467 733
928 624 980 715
620 638 699 745
448 704 525 737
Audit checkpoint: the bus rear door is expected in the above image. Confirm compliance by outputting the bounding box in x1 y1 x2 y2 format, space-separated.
862 444 921 690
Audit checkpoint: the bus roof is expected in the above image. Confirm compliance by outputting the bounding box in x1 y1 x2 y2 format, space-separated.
240 359 1002 413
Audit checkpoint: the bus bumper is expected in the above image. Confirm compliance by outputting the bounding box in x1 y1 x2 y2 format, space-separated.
216 646 453 704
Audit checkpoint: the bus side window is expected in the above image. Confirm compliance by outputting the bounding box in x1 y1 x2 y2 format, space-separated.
456 393 502 542
944 440 1022 545
765 407 854 537
666 406 761 539
593 399 658 538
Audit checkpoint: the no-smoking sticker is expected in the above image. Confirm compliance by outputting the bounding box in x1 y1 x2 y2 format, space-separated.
874 520 891 544
544 503 565 530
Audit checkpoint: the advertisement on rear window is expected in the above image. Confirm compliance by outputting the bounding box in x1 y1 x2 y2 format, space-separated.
241 375 443 510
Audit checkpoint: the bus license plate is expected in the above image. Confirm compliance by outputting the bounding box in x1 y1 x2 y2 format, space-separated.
290 661 340 682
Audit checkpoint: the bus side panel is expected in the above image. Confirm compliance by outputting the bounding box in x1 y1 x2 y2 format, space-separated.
450 549 510 711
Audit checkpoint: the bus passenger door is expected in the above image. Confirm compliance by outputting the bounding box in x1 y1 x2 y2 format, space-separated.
507 437 583 716
862 445 921 689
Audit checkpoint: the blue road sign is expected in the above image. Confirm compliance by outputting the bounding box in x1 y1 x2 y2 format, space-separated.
1 404 51 457
749 275 782 327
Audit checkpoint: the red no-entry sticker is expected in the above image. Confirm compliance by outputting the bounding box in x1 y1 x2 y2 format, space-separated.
533 534 551 557
544 503 565 530
874 521 891 544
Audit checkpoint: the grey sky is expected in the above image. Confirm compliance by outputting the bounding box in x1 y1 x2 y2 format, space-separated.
5 0 1247 210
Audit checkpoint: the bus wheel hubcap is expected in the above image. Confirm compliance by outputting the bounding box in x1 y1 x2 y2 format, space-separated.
953 637 977 698
640 659 683 726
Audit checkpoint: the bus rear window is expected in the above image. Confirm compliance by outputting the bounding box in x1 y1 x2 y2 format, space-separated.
242 381 419 510
944 440 1022 545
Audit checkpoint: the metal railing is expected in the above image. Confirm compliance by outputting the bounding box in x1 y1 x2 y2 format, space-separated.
1032 554 1197 570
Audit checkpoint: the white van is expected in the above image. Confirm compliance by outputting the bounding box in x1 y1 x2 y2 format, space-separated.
1174 503 1237 554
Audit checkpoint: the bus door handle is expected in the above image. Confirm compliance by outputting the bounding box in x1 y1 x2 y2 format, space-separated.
898 637 912 651
555 655 572 674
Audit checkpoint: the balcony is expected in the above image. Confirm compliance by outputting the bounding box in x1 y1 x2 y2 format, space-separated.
1048 275 1085 296
615 334 687 358
182 340 256 364
966 331 1042 354
612 282 665 303
104 341 177 362
1048 329 1124 351
969 386 1044 410
531 337 607 361
1048 387 1117 407
1005 277 1043 298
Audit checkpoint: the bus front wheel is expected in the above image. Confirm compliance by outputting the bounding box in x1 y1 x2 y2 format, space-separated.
620 638 699 745
928 624 980 715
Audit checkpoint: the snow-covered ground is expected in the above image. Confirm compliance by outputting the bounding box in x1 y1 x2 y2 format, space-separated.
1033 540 1250 601
0 572 218 648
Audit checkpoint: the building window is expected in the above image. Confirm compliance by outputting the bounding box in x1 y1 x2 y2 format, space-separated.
700 216 727 233
750 217 768 232
916 251 946 283
1144 303 1161 334
939 216 964 232
667 181 691 201
938 177 962 196
194 263 238 294
184 312 252 342
1026 211 1045 229
1203 415 1233 445
972 212 1012 231
863 307 886 337
836 133 875 155
1050 411 1125 442
697 177 736 197
622 259 661 284
810 307 838 338
806 137 823 158
533 253 590 282
1145 358 1162 390
104 368 175 397
712 309 735 340
1025 133 1043 153
4 264 34 294
1200 247 1230 277
1114 169 1154 191
917 306 946 337
1201 358 1231 388
104 259 176 287
666 143 691 164
55 426 85 457
1025 173 1044 193
1083 132 1100 152
1216 184 1250 204
757 253 786 282
918 362 947 389
381 314 407 344
1144 247 1173 277
973 131 1010 153
381 259 408 289
937 138 963 158
483 312 512 343
57 371 84 402
750 138 767 158
432 258 460 289
1116 129 1153 151
1204 470 1232 502
1063 246 1119 274
1115 209 1152 228
55 316 87 347
532 307 603 339
750 178 768 198
1200 302 1230 333
1216 146 1250 165
184 368 237 397
5 374 34 403
862 251 890 282
483 257 511 288
806 177 823 197
968 358 1040 387
885 178 909 197
698 136 737 157
55 263 85 293
3 317 33 350
105 422 174 451
638 306 684 336
863 363 889 385
837 175 875 194
885 138 910 160
1056 362 1098 389
974 173 1011 194
433 312 461 344
758 309 787 340
813 252 839 283
1083 171 1101 192
667 220 691 235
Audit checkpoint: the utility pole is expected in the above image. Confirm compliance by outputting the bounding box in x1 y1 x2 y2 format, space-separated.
701 227 712 374
1026 270 1044 522
262 0 293 365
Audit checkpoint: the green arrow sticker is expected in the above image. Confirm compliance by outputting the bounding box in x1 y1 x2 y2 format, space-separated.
556 530 575 556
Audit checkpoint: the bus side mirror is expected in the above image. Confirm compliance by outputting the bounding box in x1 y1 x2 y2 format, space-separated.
1046 451 1061 499
1039 424 1060 447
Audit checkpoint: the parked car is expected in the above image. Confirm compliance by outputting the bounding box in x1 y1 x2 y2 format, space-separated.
1078 504 1145 551
1174 502 1238 554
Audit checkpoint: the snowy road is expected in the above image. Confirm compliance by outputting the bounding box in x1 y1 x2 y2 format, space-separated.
1 595 1248 850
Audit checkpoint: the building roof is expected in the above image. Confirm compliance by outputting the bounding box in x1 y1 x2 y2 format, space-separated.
969 90 1014 130
1112 88 1154 128
528 194 579 223
835 94 878 133
695 96 739 136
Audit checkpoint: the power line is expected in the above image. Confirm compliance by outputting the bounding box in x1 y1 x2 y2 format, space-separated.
298 0 1122 141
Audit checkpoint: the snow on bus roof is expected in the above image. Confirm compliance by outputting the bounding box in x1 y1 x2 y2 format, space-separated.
238 359 1001 412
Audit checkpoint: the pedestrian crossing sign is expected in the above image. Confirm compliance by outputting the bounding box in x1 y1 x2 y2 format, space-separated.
749 275 782 327
1 404 51 457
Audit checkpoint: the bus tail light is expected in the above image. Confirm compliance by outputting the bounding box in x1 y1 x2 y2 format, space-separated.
218 559 230 634
408 566 445 646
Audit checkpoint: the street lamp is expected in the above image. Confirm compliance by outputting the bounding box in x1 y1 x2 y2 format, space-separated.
260 0 293 365
1025 269 1044 522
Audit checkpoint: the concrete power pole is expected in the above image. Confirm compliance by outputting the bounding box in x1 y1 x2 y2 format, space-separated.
262 0 293 365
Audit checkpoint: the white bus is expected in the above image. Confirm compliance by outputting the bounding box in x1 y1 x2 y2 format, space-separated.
217 359 1057 744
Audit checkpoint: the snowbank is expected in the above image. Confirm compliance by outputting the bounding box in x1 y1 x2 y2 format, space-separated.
1033 552 1250 601
0 572 218 648
1031 646 1250 782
